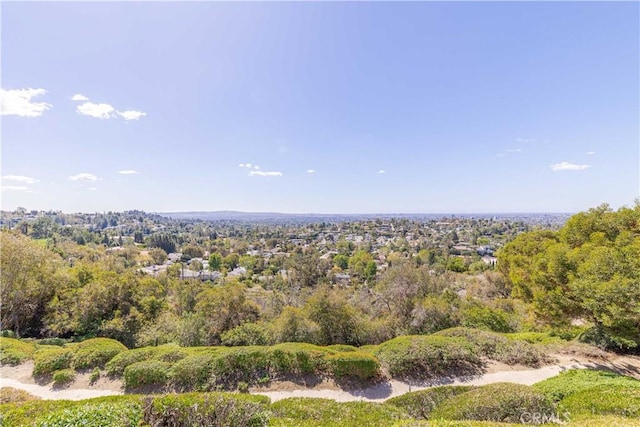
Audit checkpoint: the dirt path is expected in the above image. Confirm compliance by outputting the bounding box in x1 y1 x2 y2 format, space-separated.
2 352 638 403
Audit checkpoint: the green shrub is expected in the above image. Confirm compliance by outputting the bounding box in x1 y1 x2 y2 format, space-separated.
52 369 76 386
105 346 161 376
0 338 36 365
72 338 127 369
430 382 554 423
123 360 171 389
268 342 330 376
33 347 74 376
34 399 143 427
373 335 480 379
558 384 640 419
326 352 380 380
386 385 473 419
271 397 409 426
170 353 217 391
433 328 506 357
534 369 640 402
142 392 269 427
220 323 268 346
0 396 142 427
492 340 551 367
578 326 639 351
434 328 550 367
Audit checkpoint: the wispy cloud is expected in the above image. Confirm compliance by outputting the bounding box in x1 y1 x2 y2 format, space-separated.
249 170 282 177
238 163 260 170
69 173 99 182
307 169 315 174
2 175 39 184
118 170 140 175
586 151 595 155
550 161 591 171
378 170 386 174
516 138 536 143
506 148 523 153
1 186 29 192
1 88 52 117
117 110 147 121
73 95 146 120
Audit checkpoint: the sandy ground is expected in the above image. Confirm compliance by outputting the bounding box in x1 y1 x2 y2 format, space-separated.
1 352 638 403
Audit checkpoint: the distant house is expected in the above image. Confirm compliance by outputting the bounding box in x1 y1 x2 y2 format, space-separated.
476 246 494 256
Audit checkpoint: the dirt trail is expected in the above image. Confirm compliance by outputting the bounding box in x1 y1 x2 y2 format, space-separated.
1 353 638 403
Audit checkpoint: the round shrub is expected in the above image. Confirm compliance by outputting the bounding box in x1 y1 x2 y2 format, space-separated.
123 360 171 389
33 347 74 376
373 335 480 379
533 369 640 403
0 337 36 365
52 368 76 386
430 382 554 423
326 352 380 380
558 384 640 418
105 347 159 376
170 353 216 390
72 338 127 370
386 385 473 419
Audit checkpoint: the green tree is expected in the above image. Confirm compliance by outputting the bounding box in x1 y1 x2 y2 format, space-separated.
208 252 222 271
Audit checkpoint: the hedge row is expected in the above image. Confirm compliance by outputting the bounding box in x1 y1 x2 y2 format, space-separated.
1 371 639 426
115 342 381 390
33 338 127 376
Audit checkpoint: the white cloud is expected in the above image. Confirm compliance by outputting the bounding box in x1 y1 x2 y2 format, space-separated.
69 173 99 182
307 169 315 174
76 102 116 119
516 138 536 143
2 175 39 184
253 165 260 170
118 170 140 175
550 161 592 171
1 88 52 117
1 185 29 192
249 170 282 177
378 170 386 174
73 96 146 120
586 151 595 155
506 148 523 153
117 110 147 121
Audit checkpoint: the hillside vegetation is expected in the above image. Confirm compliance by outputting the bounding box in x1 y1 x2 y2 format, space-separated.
1 369 640 426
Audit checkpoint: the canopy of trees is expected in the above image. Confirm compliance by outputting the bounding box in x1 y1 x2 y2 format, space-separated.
499 203 640 350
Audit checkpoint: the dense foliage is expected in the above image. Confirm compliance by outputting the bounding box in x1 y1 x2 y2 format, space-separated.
498 203 640 350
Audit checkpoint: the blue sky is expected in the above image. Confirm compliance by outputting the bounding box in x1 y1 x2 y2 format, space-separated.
2 2 638 214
